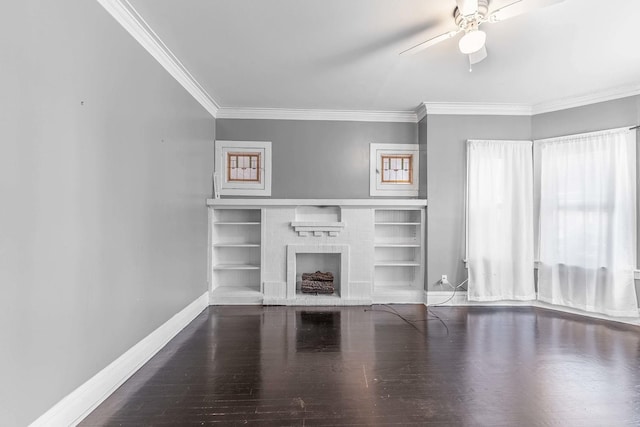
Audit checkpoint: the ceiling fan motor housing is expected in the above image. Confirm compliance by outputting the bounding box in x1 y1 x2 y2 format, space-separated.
454 0 490 29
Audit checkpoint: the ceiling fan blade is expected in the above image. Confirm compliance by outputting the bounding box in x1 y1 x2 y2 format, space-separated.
456 0 479 16
468 45 487 65
399 29 461 56
489 0 564 22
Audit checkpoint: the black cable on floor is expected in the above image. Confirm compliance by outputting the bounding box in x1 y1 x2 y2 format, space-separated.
364 305 450 337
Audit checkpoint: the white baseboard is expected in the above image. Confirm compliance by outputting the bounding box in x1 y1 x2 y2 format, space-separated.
424 290 470 306
30 292 209 427
531 301 640 326
424 291 640 326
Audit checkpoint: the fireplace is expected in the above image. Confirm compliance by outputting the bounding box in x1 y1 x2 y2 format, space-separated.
297 254 340 296
287 244 349 301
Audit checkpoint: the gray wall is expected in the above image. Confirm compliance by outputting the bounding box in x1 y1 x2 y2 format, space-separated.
532 95 640 139
425 115 533 290
216 119 417 198
0 1 214 425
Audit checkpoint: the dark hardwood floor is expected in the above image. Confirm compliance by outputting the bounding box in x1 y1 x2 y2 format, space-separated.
81 305 640 426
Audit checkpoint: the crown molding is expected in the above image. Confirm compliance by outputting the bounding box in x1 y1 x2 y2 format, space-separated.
420 102 532 116
419 85 640 118
216 107 418 123
92 2 640 123
96 0 220 118
415 103 428 121
531 84 640 115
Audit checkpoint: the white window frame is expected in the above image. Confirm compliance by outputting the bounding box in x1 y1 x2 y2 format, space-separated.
215 140 272 196
370 143 419 197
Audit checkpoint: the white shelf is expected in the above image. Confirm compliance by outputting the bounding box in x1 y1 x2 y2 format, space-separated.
373 208 424 301
375 261 421 267
211 286 261 297
372 286 424 304
214 221 261 225
210 285 263 305
211 208 262 302
214 264 261 270
213 243 260 248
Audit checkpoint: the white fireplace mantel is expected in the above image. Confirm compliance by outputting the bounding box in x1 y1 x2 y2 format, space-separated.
207 198 427 208
208 198 427 306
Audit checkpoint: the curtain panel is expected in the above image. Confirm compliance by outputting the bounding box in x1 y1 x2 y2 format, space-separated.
537 127 637 317
467 140 536 301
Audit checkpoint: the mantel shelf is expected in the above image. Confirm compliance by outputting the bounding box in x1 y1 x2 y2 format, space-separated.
207 198 427 208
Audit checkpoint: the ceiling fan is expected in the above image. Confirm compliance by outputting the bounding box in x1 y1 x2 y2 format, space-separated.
400 0 564 65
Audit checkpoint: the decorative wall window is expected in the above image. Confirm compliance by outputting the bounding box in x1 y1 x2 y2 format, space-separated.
381 155 413 184
370 143 419 196
228 152 260 182
215 140 271 196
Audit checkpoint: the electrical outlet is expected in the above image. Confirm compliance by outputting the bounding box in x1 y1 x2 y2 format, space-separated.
440 274 451 288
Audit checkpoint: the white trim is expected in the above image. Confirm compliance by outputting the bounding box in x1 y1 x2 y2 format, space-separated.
424 290 471 306
95 0 220 117
424 291 640 326
216 107 418 123
30 292 209 427
420 102 532 116
532 84 640 115
207 198 428 208
418 85 640 117
415 103 428 122
635 270 640 280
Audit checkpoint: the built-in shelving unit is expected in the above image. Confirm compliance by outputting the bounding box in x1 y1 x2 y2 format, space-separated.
208 199 426 305
210 208 262 304
373 209 425 302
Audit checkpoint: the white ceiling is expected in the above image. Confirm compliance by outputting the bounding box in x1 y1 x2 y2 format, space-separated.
127 0 640 112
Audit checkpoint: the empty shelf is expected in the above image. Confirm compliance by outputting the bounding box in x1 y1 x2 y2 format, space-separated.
213 264 261 270
374 261 421 267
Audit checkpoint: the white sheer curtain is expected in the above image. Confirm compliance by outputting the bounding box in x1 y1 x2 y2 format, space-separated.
537 127 637 317
467 140 535 301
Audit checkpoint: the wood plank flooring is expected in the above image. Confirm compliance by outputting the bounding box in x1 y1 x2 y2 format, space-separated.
81 305 640 426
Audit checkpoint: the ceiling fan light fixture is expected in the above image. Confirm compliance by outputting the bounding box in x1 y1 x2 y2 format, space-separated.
458 29 486 54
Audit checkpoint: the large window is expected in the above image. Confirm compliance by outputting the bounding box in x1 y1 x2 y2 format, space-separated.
466 140 535 301
536 127 637 317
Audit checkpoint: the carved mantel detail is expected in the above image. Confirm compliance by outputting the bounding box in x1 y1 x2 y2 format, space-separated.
290 221 345 237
